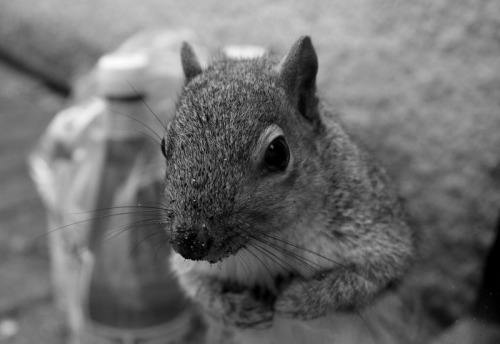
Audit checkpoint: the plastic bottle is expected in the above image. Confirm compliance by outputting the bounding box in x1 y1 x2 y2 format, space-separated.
30 50 199 344
81 53 196 343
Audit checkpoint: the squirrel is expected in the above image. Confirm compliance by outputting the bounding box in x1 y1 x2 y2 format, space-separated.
161 36 417 343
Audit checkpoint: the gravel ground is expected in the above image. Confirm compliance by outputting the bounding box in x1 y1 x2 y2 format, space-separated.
0 0 499 342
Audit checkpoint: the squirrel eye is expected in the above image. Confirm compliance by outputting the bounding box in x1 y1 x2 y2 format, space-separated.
161 137 167 158
264 136 289 171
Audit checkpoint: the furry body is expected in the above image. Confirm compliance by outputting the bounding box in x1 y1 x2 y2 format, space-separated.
162 37 416 343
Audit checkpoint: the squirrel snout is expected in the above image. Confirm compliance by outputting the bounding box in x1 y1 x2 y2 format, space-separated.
170 226 213 261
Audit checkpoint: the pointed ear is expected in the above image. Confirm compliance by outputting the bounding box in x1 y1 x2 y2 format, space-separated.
277 36 319 122
181 42 202 83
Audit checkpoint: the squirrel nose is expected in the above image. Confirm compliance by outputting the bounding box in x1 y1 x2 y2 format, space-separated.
171 226 213 261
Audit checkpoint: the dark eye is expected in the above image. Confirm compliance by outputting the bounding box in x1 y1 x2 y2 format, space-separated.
161 137 167 158
264 136 289 171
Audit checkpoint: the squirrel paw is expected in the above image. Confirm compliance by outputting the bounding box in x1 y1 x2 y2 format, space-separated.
201 281 275 330
217 289 274 330
275 278 327 320
275 269 378 320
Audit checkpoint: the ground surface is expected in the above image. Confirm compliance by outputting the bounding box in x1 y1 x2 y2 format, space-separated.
0 0 500 343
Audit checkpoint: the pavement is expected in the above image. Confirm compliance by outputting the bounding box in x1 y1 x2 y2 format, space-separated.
1 0 500 343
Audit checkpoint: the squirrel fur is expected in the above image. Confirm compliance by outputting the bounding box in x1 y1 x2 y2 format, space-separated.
162 36 416 342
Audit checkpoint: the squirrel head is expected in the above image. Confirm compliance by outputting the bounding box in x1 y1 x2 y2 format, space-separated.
162 37 340 263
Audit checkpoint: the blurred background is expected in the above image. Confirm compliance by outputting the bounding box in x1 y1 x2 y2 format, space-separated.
0 0 499 342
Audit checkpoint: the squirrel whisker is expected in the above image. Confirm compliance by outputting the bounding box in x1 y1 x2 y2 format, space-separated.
153 237 173 262
252 228 376 283
243 243 277 285
129 230 166 258
235 250 253 278
67 204 170 214
247 241 317 302
38 209 154 241
245 231 325 274
238 226 323 277
106 106 163 144
99 218 162 241
127 81 170 133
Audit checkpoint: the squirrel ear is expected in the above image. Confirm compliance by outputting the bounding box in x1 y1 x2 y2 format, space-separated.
277 36 319 121
181 42 202 83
